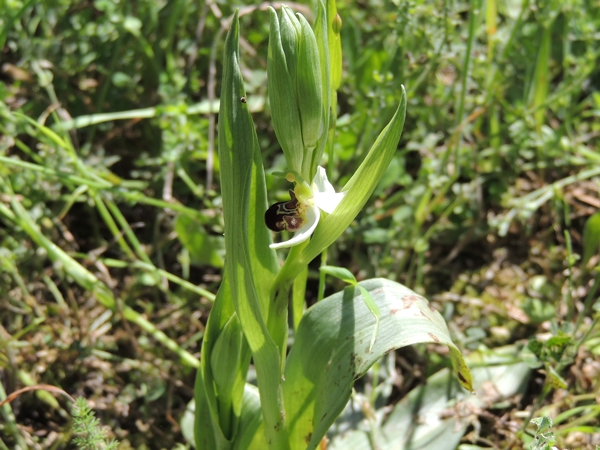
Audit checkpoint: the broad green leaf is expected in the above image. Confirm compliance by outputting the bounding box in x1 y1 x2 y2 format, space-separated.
582 212 600 266
211 314 245 430
185 384 267 450
283 278 473 450
329 346 531 450
214 11 287 449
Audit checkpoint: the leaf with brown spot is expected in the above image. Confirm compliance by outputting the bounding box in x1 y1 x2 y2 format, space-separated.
283 278 473 450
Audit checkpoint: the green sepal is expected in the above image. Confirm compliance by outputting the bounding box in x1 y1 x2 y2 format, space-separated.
310 0 331 178
268 7 304 173
328 1 342 91
280 6 300 89
296 12 323 164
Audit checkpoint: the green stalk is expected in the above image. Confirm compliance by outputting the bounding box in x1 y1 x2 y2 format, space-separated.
91 191 137 260
0 156 209 222
104 197 153 265
102 258 216 301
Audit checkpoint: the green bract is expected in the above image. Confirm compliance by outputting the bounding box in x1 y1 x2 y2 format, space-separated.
268 6 324 180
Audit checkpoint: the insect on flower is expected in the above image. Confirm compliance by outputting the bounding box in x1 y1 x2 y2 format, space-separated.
264 190 305 232
266 167 345 249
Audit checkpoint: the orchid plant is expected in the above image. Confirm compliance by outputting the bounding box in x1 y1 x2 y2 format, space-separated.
194 2 473 449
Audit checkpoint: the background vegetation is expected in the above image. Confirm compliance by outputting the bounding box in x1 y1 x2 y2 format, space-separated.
1 0 599 448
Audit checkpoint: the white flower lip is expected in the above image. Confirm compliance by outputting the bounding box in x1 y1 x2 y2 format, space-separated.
270 167 345 249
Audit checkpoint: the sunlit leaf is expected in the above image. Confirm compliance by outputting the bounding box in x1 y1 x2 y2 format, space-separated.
283 278 473 450
321 265 380 349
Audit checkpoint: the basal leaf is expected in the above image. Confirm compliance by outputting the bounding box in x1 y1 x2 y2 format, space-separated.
283 278 473 450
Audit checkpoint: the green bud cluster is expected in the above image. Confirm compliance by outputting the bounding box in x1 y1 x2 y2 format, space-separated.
268 6 324 180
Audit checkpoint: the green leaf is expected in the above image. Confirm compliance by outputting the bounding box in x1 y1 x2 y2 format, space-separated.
321 265 380 349
210 313 245 430
233 385 268 450
186 384 267 450
582 212 600 266
320 265 357 285
283 278 473 450
521 297 555 324
531 416 553 433
214 10 287 449
528 22 553 132
545 366 568 390
195 281 242 448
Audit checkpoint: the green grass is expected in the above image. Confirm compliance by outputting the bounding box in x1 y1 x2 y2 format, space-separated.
1 0 599 448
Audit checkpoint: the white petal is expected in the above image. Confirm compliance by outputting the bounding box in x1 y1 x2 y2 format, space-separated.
314 191 345 214
311 166 336 194
269 205 320 249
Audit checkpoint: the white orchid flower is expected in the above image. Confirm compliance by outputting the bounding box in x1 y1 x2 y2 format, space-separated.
265 167 345 249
